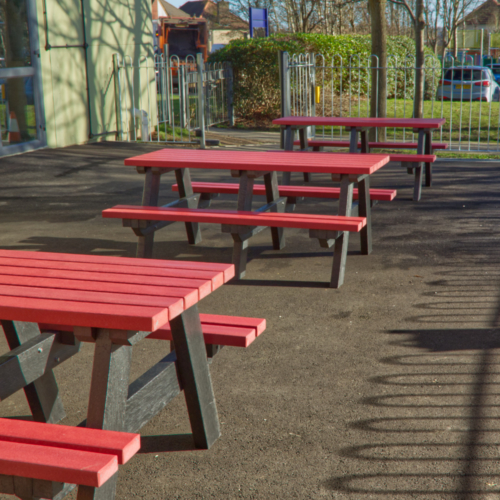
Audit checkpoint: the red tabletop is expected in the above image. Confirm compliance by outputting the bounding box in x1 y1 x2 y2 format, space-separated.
0 250 234 332
273 116 446 129
124 149 390 175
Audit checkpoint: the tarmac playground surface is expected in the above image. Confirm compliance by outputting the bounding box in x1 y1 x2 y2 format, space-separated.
0 136 499 499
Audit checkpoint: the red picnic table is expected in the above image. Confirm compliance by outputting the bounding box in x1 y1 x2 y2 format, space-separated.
273 116 446 201
0 250 264 499
102 149 390 288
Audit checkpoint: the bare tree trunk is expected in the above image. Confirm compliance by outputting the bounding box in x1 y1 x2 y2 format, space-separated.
413 0 425 118
369 0 388 140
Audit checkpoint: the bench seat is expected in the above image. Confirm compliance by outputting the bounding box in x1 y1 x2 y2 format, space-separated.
102 206 366 232
40 313 266 348
294 139 449 150
0 418 139 489
172 182 397 202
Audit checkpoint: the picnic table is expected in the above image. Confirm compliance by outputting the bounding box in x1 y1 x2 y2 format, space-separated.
273 116 446 200
102 149 390 288
0 249 256 499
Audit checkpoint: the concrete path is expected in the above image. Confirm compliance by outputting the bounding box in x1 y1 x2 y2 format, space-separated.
1 141 499 500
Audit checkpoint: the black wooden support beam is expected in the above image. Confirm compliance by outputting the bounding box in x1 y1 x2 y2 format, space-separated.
0 332 80 401
1 321 67 424
125 351 181 433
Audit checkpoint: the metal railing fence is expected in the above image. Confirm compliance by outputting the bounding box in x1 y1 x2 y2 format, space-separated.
281 51 500 152
114 53 233 148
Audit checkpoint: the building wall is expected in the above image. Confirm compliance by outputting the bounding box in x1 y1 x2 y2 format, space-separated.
37 0 155 148
210 29 246 47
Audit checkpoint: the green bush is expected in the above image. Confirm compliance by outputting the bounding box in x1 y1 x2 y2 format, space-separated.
208 33 441 120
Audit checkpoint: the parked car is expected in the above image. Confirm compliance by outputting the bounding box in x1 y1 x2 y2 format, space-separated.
436 66 500 102
487 63 500 83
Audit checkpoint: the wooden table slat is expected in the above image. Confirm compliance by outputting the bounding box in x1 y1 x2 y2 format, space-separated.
0 250 234 282
0 283 186 310
0 294 174 331
0 256 223 290
123 149 389 175
0 274 199 308
0 265 212 299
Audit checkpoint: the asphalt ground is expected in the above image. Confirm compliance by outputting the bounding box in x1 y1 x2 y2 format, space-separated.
0 139 499 500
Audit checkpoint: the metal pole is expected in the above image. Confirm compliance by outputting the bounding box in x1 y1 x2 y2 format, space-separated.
197 52 206 149
179 64 186 131
227 64 235 126
480 29 484 64
279 51 291 148
309 53 316 139
113 53 123 141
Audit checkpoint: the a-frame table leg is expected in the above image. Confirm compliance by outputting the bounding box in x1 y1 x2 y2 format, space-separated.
357 175 372 255
264 171 286 250
80 329 133 500
231 172 255 278
330 174 354 288
175 168 202 244
424 131 433 187
413 130 425 201
298 128 311 182
169 305 220 449
137 167 162 258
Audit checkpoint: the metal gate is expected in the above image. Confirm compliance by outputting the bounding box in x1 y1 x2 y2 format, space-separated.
280 51 500 153
115 52 233 148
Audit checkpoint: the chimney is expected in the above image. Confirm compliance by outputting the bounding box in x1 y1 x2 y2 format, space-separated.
217 1 229 24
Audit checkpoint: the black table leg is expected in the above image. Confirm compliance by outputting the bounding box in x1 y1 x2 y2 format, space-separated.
282 125 295 185
83 329 133 500
231 172 255 278
298 128 311 182
414 130 425 201
137 168 161 258
175 168 202 244
170 305 220 449
264 171 286 250
331 174 354 288
358 175 372 255
424 131 432 187
349 128 359 153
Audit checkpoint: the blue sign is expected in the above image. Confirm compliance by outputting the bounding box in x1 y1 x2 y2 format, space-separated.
249 8 269 38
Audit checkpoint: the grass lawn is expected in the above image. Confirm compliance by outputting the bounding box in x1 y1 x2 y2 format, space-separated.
311 98 500 147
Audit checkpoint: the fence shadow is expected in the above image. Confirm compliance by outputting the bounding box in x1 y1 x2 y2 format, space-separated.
325 262 500 498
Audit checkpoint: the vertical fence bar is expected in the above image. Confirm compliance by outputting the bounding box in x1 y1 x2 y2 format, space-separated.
197 52 206 149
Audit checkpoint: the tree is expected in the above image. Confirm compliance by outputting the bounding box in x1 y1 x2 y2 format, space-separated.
368 0 388 138
440 0 480 59
387 0 426 118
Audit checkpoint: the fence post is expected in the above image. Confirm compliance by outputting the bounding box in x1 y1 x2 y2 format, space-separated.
113 54 123 141
163 44 172 125
179 64 186 131
227 64 235 126
197 52 206 149
309 53 316 139
279 51 291 148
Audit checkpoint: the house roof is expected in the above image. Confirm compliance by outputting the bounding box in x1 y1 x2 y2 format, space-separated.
155 0 191 18
179 0 248 29
463 0 500 26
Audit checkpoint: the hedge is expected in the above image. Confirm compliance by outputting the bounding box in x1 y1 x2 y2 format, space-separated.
208 33 441 120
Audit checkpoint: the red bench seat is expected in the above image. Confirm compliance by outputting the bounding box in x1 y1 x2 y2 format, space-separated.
172 182 397 202
40 313 266 348
102 206 366 233
0 418 139 489
294 139 448 150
